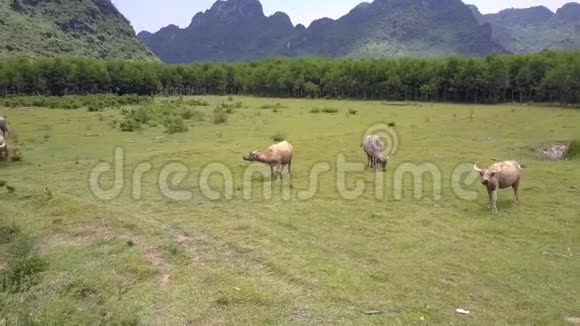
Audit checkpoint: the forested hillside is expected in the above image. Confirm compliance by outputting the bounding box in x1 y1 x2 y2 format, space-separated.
1 51 578 104
140 0 505 63
470 2 580 54
0 0 155 60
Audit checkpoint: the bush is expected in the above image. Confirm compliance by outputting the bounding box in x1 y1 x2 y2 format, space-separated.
1 256 47 293
0 224 19 244
180 108 195 120
272 132 286 142
213 111 228 125
10 146 23 162
348 108 358 115
321 107 339 114
260 103 287 110
8 236 33 259
565 139 580 160
87 102 105 112
388 122 396 127
186 99 210 106
219 102 243 110
164 117 189 134
120 118 142 132
309 108 321 114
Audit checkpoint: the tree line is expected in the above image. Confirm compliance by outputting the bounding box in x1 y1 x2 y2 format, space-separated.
0 50 579 104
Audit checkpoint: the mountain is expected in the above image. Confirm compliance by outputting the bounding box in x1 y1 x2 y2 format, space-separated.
470 2 580 54
284 0 504 59
0 0 156 60
137 0 296 63
140 0 505 63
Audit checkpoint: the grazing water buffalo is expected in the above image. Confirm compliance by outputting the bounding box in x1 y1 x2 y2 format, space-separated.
0 116 8 137
473 161 522 214
243 140 294 180
362 135 387 171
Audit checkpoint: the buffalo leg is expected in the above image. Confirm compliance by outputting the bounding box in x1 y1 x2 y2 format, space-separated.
489 190 498 214
269 164 276 180
512 179 520 207
287 160 292 177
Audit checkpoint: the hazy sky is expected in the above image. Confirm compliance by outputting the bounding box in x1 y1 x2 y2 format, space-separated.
114 0 578 33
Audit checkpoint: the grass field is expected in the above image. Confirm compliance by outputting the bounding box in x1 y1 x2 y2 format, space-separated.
0 96 579 325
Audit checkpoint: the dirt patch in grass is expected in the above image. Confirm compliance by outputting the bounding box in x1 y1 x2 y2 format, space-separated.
0 256 8 271
36 225 124 253
519 142 570 160
144 247 171 289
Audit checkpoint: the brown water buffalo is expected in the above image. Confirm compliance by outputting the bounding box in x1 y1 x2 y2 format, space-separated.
473 160 522 214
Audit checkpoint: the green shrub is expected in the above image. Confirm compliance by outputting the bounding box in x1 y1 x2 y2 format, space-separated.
8 236 33 259
186 98 210 107
348 108 358 115
120 118 142 132
130 106 153 124
219 102 243 110
322 107 339 114
260 103 287 110
10 146 23 162
272 132 286 142
0 224 19 244
309 108 321 114
180 108 195 120
1 256 47 293
213 111 228 125
565 139 580 160
87 103 105 112
164 117 189 134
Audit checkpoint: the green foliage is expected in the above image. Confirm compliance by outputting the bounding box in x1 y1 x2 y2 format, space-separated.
119 118 142 132
309 108 321 114
321 107 339 114
348 108 358 115
565 139 580 159
163 117 188 134
260 103 287 110
0 51 578 104
272 132 287 142
185 99 210 107
1 256 47 293
213 110 228 125
0 95 152 109
219 102 243 110
0 224 19 244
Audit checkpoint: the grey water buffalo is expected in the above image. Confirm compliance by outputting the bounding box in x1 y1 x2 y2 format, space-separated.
473 161 522 214
362 135 387 171
243 140 294 180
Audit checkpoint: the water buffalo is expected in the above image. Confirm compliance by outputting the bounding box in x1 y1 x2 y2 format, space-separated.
362 135 387 171
243 140 294 180
473 161 522 214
